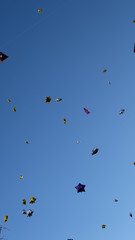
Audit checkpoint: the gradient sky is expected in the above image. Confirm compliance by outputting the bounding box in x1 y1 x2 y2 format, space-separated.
1 0 135 240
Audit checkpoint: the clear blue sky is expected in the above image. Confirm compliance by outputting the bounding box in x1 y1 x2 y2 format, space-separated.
1 0 135 239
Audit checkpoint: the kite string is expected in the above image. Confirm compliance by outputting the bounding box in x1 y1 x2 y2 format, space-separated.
2 0 73 49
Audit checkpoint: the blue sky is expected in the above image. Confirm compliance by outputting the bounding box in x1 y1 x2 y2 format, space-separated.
1 0 135 239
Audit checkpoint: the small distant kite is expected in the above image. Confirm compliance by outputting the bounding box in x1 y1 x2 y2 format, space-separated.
25 140 29 144
7 99 11 103
22 209 34 217
119 109 125 115
114 199 118 202
29 197 36 204
84 108 90 115
13 107 16 112
22 199 26 205
103 69 107 73
63 118 66 124
132 20 135 23
0 52 8 63
133 162 135 165
91 148 99 155
4 216 8 223
38 9 42 13
77 140 80 144
130 212 133 218
134 43 135 53
45 96 51 103
55 98 62 102
75 183 85 193
20 175 23 179
108 81 111 85
102 224 106 229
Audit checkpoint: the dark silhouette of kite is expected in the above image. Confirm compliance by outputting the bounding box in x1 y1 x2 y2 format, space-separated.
130 212 133 218
75 183 85 193
0 52 8 63
84 108 90 114
119 109 125 115
91 148 99 155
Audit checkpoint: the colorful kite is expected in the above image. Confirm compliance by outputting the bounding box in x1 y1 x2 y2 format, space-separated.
102 224 106 228
103 69 107 73
20 175 23 179
45 96 51 103
4 216 8 223
22 199 26 205
7 99 11 103
63 118 66 124
0 52 8 63
84 108 90 115
38 9 42 13
29 197 36 204
13 107 16 112
75 183 85 193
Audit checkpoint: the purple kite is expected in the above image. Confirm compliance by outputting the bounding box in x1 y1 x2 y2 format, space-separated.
84 108 90 114
0 52 8 63
75 183 86 193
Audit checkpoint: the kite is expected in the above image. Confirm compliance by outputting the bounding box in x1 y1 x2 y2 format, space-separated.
4 216 8 223
102 224 106 229
25 140 29 144
91 148 99 155
22 199 26 205
77 140 80 144
119 109 125 115
55 98 62 102
45 96 51 103
22 210 27 215
103 69 107 73
63 118 66 124
7 99 11 103
13 107 16 112
134 43 135 53
38 9 42 13
130 213 133 218
22 209 34 217
29 197 36 204
20 175 23 179
75 183 85 193
0 52 8 63
27 209 34 217
108 81 111 85
84 108 90 115
132 20 135 23
114 199 118 202
133 162 135 165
